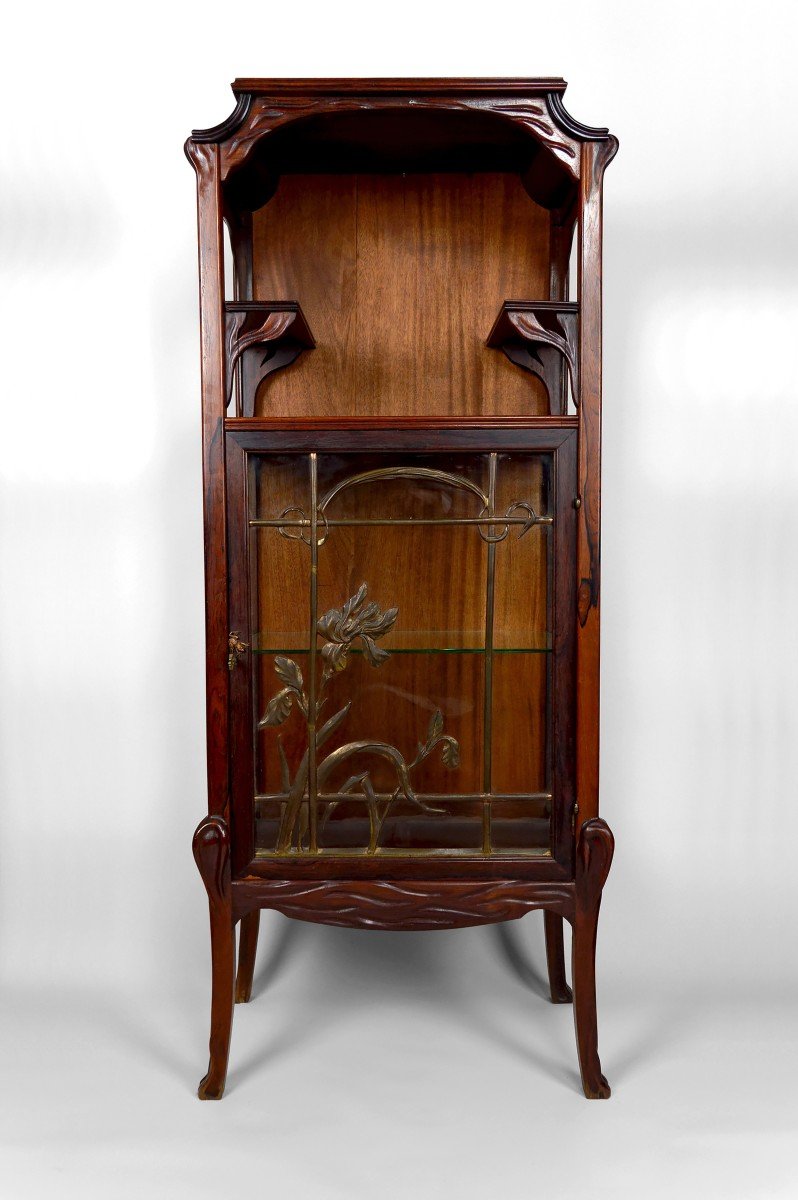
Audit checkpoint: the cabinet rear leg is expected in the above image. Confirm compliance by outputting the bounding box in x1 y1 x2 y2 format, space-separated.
193 816 235 1100
544 911 573 1003
572 818 614 1099
235 910 260 1004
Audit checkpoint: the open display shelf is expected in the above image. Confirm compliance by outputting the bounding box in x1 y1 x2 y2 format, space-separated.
186 77 617 1100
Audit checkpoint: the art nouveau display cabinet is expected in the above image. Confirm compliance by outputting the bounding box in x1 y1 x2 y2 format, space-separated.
186 77 617 1099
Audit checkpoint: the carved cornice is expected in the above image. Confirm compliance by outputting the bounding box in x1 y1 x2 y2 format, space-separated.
190 92 253 143
219 93 583 180
187 81 616 179
232 878 575 929
186 81 618 191
546 92 612 142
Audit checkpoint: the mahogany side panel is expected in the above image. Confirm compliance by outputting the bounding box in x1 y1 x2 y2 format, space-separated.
574 137 618 829
185 140 230 822
232 877 574 929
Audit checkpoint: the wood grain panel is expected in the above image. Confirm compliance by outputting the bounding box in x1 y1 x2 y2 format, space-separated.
318 525 487 650
254 529 310 650
493 529 549 649
315 649 484 795
253 456 311 649
491 651 547 793
232 876 575 929
493 452 548 649
253 176 358 415
252 173 551 417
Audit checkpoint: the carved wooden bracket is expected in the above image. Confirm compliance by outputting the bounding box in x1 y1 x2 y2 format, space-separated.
225 301 315 414
487 301 579 414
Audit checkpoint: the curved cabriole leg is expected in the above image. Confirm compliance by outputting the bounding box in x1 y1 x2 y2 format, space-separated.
193 816 235 1100
235 909 260 1004
544 911 572 1003
572 818 614 1099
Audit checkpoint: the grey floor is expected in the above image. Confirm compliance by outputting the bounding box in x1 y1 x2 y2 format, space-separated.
2 912 795 1200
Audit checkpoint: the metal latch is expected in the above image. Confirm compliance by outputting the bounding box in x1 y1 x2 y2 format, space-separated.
227 631 249 671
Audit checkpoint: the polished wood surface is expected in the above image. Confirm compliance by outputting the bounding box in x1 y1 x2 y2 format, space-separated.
192 816 235 1099
232 875 574 928
572 818 614 1097
234 910 260 1004
229 77 570 96
252 173 552 418
225 424 576 876
574 137 618 831
187 77 617 1100
544 910 573 1003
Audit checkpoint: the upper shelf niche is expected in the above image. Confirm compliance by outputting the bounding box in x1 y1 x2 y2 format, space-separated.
202 85 606 420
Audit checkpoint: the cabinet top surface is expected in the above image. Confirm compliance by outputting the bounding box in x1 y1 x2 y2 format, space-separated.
231 77 569 96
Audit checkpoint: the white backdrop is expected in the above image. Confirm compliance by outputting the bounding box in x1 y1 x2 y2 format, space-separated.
1 3 797 1197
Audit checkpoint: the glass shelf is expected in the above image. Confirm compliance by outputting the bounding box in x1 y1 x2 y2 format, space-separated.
253 643 552 656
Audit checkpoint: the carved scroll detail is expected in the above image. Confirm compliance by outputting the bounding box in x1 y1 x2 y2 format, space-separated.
192 815 234 1101
509 310 579 403
545 92 611 142
434 98 579 171
575 817 614 911
487 302 579 412
221 95 580 179
572 817 614 1099
233 879 575 930
224 97 321 166
224 303 314 410
192 815 231 912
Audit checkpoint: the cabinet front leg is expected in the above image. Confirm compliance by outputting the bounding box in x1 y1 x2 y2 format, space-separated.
572 818 614 1098
235 909 260 1003
544 911 573 1003
193 815 235 1100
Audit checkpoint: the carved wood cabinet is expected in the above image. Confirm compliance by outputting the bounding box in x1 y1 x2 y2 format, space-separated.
186 77 617 1099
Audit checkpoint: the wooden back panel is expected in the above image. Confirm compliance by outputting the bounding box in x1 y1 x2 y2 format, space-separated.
252 172 550 417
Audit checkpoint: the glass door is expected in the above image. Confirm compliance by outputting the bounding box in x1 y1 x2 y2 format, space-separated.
236 444 571 862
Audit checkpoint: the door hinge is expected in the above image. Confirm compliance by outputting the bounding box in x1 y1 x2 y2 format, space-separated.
571 802 579 834
228 631 249 671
